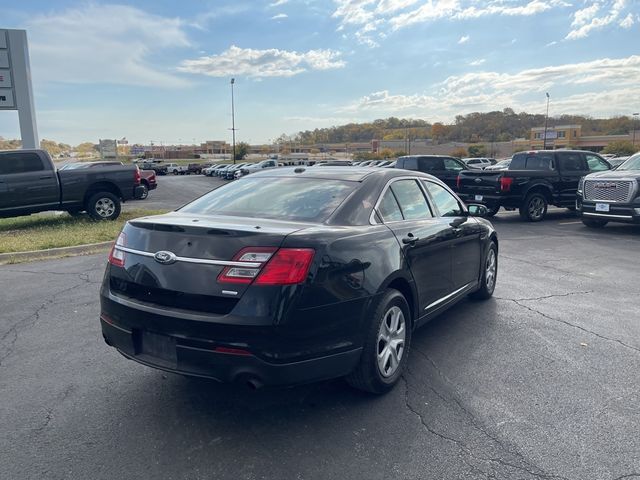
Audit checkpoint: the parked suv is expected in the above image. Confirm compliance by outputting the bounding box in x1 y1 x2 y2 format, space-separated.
395 155 466 191
165 163 188 175
577 152 640 227
463 158 495 169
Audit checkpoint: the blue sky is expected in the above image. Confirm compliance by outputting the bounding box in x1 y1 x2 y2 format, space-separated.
1 0 639 145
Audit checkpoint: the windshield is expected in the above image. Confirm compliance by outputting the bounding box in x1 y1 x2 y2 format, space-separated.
617 153 640 171
180 176 357 222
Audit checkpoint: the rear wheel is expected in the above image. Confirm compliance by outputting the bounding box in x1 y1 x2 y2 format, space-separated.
138 184 149 200
173 170 179 175
346 289 411 394
519 192 548 222
470 241 498 300
582 218 608 228
86 192 121 220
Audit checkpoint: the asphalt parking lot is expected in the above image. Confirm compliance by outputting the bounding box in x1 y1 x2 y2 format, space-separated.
2 176 640 480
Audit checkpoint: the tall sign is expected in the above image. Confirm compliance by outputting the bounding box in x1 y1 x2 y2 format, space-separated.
0 29 39 149
99 139 118 159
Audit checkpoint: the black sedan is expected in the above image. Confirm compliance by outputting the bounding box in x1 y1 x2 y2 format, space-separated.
100 167 498 393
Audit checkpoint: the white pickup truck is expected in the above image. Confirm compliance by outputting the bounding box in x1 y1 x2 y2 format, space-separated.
239 159 279 176
165 163 188 175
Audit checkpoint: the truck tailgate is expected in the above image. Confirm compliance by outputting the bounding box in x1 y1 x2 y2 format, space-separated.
457 170 503 195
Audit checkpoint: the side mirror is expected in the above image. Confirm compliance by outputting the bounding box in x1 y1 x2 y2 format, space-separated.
467 204 489 217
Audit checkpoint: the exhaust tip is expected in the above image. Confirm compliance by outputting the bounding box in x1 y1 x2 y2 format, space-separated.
235 374 264 391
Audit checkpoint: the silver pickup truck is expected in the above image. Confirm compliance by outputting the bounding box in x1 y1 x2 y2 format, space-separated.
577 152 640 227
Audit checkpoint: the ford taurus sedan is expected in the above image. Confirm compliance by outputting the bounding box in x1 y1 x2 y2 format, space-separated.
100 167 498 393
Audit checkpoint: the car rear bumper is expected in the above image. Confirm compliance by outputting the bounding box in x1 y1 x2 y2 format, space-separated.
458 193 515 208
100 316 361 387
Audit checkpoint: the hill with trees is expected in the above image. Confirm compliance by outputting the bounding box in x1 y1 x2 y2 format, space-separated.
280 109 639 145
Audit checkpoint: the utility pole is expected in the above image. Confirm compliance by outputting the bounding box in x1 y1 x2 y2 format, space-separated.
543 92 550 150
633 113 639 148
230 78 236 164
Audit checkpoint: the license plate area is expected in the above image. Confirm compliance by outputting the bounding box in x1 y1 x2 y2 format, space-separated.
595 203 610 212
138 331 177 365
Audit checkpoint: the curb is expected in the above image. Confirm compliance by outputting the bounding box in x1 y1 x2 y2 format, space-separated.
0 241 113 264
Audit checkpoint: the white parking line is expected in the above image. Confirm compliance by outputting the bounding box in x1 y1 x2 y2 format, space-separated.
558 221 582 225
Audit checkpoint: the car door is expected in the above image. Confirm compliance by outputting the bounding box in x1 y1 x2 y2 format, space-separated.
442 157 465 190
556 152 589 205
422 180 482 291
375 178 453 311
0 151 59 211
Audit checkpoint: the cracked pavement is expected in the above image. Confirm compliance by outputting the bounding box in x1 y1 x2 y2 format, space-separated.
1 197 640 479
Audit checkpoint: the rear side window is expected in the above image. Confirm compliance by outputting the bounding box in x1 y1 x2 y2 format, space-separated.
377 189 403 222
181 177 356 222
512 154 553 170
418 157 444 171
389 180 432 220
556 152 586 172
396 157 417 170
0 152 44 175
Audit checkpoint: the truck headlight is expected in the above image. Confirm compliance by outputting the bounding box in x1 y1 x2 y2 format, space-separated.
577 176 585 193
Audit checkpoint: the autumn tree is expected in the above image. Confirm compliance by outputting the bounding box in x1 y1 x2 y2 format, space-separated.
602 140 638 156
450 147 468 158
467 144 488 158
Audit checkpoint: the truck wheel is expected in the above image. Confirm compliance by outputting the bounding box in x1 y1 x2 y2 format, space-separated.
86 192 121 221
346 289 412 394
173 170 179 175
519 192 547 222
138 184 149 200
470 241 498 300
484 205 501 217
582 218 608 228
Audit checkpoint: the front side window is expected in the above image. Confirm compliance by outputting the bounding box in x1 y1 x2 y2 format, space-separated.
585 154 610 172
444 158 464 171
423 181 463 217
0 152 44 175
389 180 432 220
556 152 586 172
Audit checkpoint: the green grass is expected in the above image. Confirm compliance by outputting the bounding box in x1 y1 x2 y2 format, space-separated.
0 210 167 254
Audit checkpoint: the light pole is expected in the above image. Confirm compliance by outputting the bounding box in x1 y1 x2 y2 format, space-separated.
230 78 236 164
633 113 639 148
542 92 550 150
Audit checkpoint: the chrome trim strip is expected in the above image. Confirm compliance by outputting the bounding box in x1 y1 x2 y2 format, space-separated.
583 212 634 220
114 246 263 268
424 283 472 311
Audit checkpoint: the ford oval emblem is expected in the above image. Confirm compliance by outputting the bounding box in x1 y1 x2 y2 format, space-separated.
154 251 177 265
474 178 482 183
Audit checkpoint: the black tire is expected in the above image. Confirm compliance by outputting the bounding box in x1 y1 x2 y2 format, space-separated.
470 241 498 300
519 192 548 222
484 205 501 217
582 218 608 228
138 184 149 200
346 289 412 394
86 192 121 221
172 170 179 175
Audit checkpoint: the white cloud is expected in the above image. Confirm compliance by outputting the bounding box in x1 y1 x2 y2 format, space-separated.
269 0 290 6
546 40 558 46
341 55 640 120
619 12 635 28
566 0 630 39
178 45 346 78
469 58 485 66
458 35 470 44
271 13 289 19
26 4 191 88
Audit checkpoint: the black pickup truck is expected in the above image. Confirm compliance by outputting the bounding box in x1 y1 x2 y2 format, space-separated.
457 150 611 221
0 149 143 220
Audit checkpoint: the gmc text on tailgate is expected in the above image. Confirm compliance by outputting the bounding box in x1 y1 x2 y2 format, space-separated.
0 149 143 220
456 150 611 221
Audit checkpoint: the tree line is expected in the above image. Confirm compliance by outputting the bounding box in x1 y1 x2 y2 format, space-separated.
280 109 640 145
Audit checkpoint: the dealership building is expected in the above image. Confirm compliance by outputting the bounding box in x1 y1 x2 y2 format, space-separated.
526 125 639 151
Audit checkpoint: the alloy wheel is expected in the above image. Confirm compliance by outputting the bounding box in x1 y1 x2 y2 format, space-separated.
485 248 497 291
377 306 406 378
528 197 545 220
95 198 116 218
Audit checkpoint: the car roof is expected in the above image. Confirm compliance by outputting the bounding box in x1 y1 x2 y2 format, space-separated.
249 166 441 182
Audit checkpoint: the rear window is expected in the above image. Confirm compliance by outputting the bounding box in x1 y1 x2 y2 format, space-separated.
510 153 553 170
180 176 357 222
396 157 417 170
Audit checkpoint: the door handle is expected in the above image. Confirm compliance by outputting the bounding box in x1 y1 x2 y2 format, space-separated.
39 175 53 180
402 233 420 245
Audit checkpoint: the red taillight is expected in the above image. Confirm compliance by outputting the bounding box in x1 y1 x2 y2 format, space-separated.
217 247 277 284
134 167 141 185
213 346 252 356
254 248 315 286
500 177 513 192
456 174 461 190
108 232 126 267
217 247 315 286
